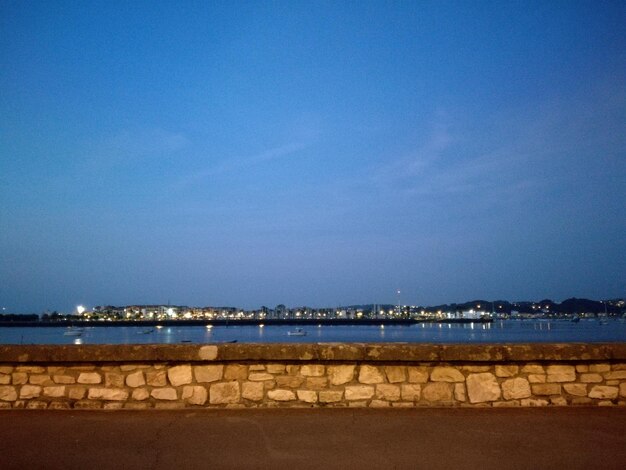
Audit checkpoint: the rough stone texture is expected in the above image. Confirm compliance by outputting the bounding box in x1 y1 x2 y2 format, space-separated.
604 371 626 380
268 389 296 401
248 372 274 381
546 365 576 383
210 382 240 404
375 384 401 401
580 373 603 383
53 375 75 384
77 372 101 384
358 366 384 384
300 365 325 377
521 365 544 374
589 364 610 373
145 370 166 387
345 385 375 400
194 365 223 383
224 364 248 381
182 385 207 405
531 384 561 396
495 365 519 377
319 390 343 403
422 383 453 402
431 367 465 382
297 390 317 403
68 387 86 400
276 376 304 388
384 366 406 383
407 367 429 383
42 386 65 398
528 374 546 383
266 364 285 374
131 388 149 401
126 371 145 388
588 386 618 400
0 386 17 401
305 377 328 390
564 383 588 397
20 385 42 399
88 388 129 401
168 365 193 387
242 382 264 401
401 384 421 401
29 374 51 385
454 383 466 402
0 374 10 385
105 372 125 388
328 365 355 385
12 372 28 385
151 388 178 401
502 378 531 400
466 373 501 403
619 383 626 398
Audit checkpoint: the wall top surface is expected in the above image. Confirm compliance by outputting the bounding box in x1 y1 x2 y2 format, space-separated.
1 343 625 363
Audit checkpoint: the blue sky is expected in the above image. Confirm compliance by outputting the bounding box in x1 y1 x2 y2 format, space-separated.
1 1 625 313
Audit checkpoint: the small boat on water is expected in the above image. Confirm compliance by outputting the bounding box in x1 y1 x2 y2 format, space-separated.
138 329 154 335
287 328 307 336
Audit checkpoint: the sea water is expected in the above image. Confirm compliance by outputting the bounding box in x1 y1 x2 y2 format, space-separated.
1 319 625 345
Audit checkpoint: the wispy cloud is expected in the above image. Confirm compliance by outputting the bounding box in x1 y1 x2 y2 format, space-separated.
176 141 310 186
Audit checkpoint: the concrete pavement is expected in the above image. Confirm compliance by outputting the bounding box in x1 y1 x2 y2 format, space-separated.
1 408 625 469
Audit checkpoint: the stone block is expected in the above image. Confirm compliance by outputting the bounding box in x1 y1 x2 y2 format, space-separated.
0 374 10 385
607 380 619 386
105 372 125 388
520 398 549 407
369 400 390 408
495 365 519 377
224 364 248 380
328 365 355 385
466 373 501 403
48 401 71 410
275 376 305 388
493 401 520 407
168 365 192 386
348 401 367 408
74 400 102 409
0 366 13 374
401 384 421 401
249 372 274 381
358 365 384 384
155 402 185 409
16 366 45 373
268 389 296 401
521 364 544 374
589 364 610 373
0 386 17 401
266 364 286 374
422 382 453 402
572 397 592 405
531 383 561 396
546 365 575 382
77 372 101 384
297 390 318 403
210 382 240 404
125 402 150 409
103 403 124 410
461 366 491 372
588 385 618 400
182 385 208 405
26 401 48 409
619 383 626 398
194 365 224 383
528 374 546 383
604 371 626 380
132 388 149 401
319 390 343 403
19 385 42 399
300 365 325 377
198 345 218 361
407 367 429 383
501 378 531 400
384 366 406 383
249 365 265 371
29 374 51 385
345 385 375 400
550 397 568 406
431 367 465 382
12 372 28 385
392 402 415 408
376 384 401 401
68 387 86 400
53 375 75 384
564 383 587 397
126 371 146 388
580 373 603 383
146 370 167 387
151 388 178 401
454 383 466 402
43 386 66 398
575 365 589 373
88 387 129 401
286 365 300 375
242 382 264 401
613 364 626 370
305 377 328 390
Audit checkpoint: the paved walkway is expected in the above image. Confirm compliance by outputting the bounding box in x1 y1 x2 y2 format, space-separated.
1 408 625 469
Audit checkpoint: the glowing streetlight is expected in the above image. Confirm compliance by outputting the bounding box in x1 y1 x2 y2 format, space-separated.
76 305 85 315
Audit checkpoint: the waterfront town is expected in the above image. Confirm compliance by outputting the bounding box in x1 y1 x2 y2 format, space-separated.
1 298 622 323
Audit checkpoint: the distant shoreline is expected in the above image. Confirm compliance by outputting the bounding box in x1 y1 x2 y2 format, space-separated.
0 318 494 328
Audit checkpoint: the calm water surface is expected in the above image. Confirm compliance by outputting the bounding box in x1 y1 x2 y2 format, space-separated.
1 319 625 345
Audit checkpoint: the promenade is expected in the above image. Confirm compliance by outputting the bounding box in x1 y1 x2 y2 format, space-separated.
1 408 625 469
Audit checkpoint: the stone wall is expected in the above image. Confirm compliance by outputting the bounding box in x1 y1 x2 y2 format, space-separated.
0 343 625 409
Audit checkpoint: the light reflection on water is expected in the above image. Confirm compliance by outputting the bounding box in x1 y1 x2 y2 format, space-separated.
0 319 625 345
